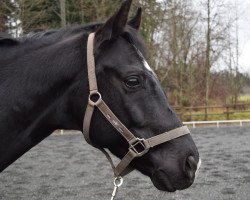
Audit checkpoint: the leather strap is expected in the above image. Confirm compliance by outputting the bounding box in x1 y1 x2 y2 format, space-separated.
83 32 191 178
83 103 94 145
146 126 190 148
97 100 137 143
83 33 97 145
87 33 98 92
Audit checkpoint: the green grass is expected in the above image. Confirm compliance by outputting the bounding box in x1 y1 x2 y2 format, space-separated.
179 111 250 121
175 101 250 121
238 95 250 102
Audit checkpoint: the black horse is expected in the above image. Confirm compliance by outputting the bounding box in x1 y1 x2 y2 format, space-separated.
0 0 200 192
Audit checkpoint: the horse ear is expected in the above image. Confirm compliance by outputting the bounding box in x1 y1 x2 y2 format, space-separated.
95 0 132 49
128 7 142 30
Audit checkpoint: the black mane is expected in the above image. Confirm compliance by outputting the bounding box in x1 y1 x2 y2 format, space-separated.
0 23 103 47
0 22 105 64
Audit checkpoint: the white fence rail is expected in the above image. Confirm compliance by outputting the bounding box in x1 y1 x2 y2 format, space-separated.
184 120 250 128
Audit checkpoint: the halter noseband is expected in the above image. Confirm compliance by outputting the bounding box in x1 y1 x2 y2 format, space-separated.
83 33 190 178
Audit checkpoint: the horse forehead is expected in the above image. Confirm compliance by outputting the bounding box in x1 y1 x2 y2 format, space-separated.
117 43 152 70
126 40 156 75
135 48 156 76
102 37 156 75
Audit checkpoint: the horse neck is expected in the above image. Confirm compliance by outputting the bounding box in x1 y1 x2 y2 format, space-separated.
0 34 88 172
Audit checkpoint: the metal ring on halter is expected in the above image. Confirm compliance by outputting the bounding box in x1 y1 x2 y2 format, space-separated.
114 176 123 187
88 90 102 106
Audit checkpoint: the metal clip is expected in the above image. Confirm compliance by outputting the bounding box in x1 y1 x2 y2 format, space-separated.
110 177 123 200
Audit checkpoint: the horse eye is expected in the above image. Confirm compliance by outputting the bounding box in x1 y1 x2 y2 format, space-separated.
125 76 141 88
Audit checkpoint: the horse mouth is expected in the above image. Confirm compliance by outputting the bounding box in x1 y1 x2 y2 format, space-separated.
151 170 176 192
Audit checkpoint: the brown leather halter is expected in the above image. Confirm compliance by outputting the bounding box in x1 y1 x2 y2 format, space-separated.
83 33 190 178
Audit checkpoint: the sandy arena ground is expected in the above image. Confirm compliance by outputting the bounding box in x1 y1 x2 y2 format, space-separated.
0 126 249 200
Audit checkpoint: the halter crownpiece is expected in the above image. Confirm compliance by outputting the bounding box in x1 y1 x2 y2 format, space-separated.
83 32 191 177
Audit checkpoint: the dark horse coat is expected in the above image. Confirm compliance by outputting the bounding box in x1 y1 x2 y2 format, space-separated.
0 0 199 192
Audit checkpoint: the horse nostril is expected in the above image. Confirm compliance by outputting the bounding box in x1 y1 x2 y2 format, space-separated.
184 156 197 180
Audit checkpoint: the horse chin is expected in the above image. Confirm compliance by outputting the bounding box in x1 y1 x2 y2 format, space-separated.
151 170 176 192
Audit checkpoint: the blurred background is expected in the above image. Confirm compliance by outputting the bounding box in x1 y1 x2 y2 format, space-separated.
1 0 250 122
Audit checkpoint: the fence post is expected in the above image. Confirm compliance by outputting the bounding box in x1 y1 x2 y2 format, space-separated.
204 106 207 121
180 106 184 121
189 107 193 121
226 106 230 120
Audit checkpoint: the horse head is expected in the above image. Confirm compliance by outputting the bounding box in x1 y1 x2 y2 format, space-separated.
84 0 200 192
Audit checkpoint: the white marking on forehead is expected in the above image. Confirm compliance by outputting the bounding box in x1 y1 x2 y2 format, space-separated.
143 59 153 72
143 59 157 77
131 42 157 77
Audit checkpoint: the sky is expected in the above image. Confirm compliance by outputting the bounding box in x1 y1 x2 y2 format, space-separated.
235 0 250 73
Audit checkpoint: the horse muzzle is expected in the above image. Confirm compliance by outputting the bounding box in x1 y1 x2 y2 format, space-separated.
151 156 201 192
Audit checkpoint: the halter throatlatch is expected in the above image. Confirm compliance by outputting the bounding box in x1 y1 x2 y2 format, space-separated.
83 33 191 178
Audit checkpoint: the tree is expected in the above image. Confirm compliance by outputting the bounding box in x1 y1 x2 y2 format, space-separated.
156 0 200 106
67 0 122 24
60 0 66 27
204 0 211 120
0 0 17 33
20 0 61 33
199 0 233 117
229 1 243 105
19 0 124 34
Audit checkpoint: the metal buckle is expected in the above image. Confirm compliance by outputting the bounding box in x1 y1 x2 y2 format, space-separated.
129 138 149 157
